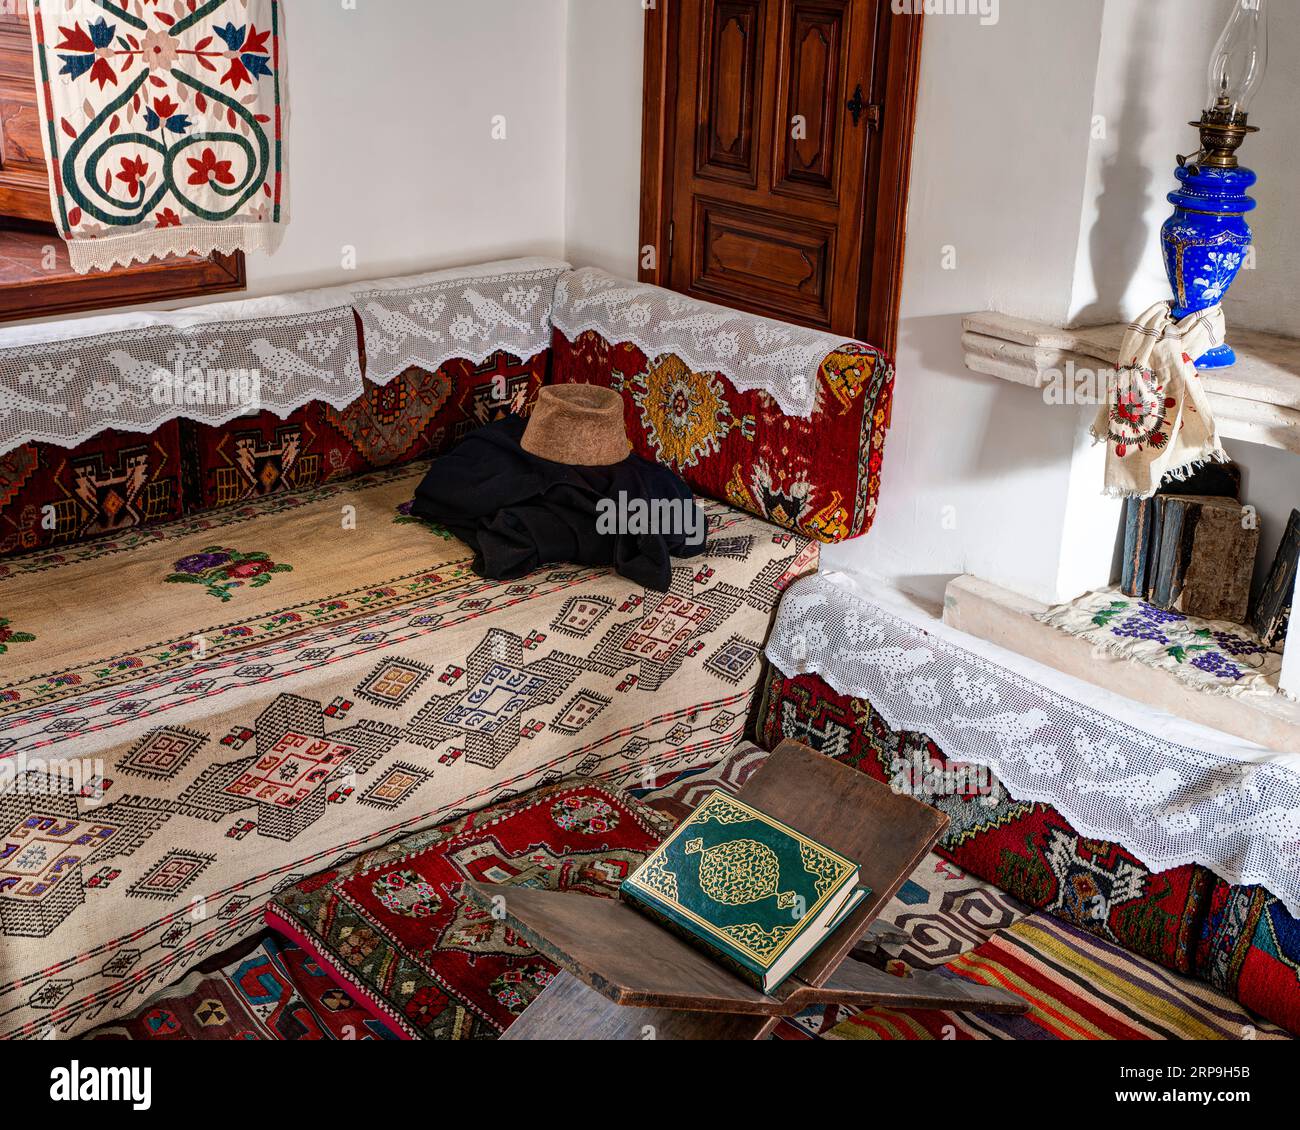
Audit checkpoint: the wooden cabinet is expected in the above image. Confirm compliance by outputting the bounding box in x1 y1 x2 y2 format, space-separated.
0 9 53 223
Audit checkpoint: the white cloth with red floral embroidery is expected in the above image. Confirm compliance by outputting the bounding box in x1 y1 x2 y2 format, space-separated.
1090 302 1227 499
26 0 287 273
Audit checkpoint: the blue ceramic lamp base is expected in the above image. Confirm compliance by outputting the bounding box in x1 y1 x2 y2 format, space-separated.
1161 163 1256 370
1190 342 1238 370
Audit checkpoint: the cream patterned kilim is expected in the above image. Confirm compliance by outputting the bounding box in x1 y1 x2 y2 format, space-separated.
0 465 815 1039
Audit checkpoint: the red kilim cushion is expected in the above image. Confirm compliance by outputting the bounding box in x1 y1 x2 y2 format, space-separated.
549 328 894 543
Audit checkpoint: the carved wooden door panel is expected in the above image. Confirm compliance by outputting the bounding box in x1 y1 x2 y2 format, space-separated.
662 0 883 336
644 0 920 348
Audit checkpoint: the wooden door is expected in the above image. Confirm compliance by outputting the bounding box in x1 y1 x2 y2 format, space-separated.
642 0 921 350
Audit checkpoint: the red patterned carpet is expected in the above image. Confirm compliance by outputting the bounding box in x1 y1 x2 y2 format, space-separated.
90 751 1286 1042
265 780 674 1038
88 931 398 1041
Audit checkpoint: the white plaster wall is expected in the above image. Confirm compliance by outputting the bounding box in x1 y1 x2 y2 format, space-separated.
562 0 1297 609
564 0 643 279
822 1 1110 605
563 0 1111 606
243 0 567 296
1070 0 1300 338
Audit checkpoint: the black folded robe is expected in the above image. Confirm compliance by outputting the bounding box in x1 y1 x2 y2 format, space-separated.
408 416 706 591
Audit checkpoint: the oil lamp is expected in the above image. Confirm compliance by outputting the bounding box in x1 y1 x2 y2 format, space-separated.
1163 0 1268 367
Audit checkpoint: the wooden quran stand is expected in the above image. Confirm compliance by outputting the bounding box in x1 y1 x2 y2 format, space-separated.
464 740 1028 1040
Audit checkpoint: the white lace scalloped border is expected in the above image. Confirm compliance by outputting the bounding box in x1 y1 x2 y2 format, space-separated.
550 267 873 419
355 264 566 386
64 222 286 275
551 321 831 419
361 343 550 389
2 383 365 455
765 577 1300 918
0 304 362 454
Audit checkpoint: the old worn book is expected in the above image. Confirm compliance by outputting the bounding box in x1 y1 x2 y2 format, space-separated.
1148 494 1258 622
1122 464 1241 599
620 790 867 993
1121 496 1156 598
1252 509 1300 650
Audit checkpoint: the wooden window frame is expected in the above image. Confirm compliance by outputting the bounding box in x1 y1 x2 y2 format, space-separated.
0 11 245 325
638 1 923 357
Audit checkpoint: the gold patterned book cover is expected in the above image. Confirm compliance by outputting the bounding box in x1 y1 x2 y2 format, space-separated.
620 790 867 992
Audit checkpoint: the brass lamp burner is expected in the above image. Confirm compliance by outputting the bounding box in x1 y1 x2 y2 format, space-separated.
1179 98 1258 172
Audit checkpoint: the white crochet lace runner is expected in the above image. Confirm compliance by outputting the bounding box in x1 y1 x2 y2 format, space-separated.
0 287 360 455
550 267 863 418
766 573 1300 916
355 258 569 384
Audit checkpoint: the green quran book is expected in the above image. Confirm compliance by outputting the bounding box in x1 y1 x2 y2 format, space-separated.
619 790 868 993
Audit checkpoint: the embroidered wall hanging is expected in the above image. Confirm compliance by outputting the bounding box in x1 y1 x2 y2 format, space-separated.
26 0 287 273
551 268 870 419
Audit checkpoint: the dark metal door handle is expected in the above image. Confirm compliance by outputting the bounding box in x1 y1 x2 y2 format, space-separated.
847 84 879 129
847 84 866 127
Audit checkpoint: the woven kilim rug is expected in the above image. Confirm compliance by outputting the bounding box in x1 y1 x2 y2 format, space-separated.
826 912 1291 1041
101 744 1284 1041
266 779 675 1039
87 931 397 1041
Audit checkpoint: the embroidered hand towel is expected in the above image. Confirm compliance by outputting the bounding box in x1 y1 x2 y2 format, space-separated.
1091 302 1227 499
26 0 287 273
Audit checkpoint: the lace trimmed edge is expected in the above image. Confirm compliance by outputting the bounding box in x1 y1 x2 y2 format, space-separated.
64 222 286 275
766 645 1300 917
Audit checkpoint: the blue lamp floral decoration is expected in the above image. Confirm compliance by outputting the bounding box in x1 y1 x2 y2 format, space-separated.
1163 0 1268 369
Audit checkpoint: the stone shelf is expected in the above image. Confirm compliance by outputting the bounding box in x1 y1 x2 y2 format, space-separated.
962 311 1300 455
944 575 1300 754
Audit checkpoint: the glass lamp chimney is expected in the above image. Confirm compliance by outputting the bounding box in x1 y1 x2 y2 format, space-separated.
1206 0 1268 118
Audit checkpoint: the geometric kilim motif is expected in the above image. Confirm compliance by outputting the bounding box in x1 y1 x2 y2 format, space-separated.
0 480 814 1039
266 781 675 1039
83 930 400 1041
357 763 432 811
355 659 434 710
127 852 216 902
223 734 357 843
549 596 614 639
120 729 208 781
550 691 611 735
0 814 119 939
704 635 763 685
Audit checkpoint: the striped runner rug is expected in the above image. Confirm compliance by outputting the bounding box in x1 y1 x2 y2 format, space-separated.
828 912 1290 1041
